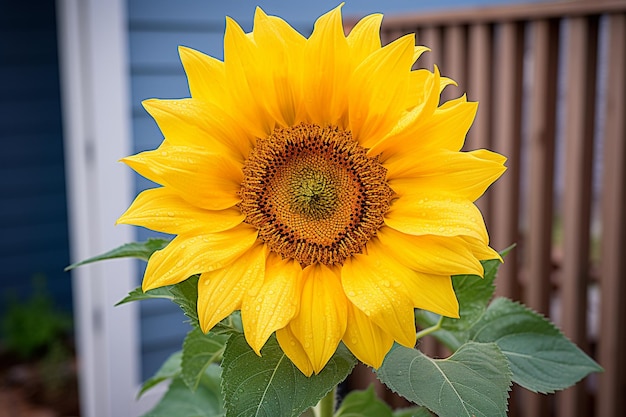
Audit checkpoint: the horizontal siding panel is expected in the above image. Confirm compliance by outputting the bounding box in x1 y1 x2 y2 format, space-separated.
0 65 60 97
131 73 190 110
0 194 67 222
2 165 65 191
0 221 70 253
0 99 62 132
2 134 64 166
140 308 191 347
0 1 71 319
0 30 58 63
132 115 164 152
0 247 70 276
129 31 226 67
2 272 74 310
128 0 322 29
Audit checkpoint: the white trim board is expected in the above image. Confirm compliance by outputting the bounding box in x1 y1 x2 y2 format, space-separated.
56 0 163 415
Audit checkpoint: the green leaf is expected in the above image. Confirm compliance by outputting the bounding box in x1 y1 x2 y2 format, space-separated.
169 275 201 327
211 311 244 335
181 328 228 391
141 364 224 417
115 285 174 306
335 385 392 417
117 274 202 325
393 407 434 417
221 333 357 417
377 342 512 417
116 276 244 336
416 249 510 352
138 350 182 398
65 238 170 270
469 297 603 393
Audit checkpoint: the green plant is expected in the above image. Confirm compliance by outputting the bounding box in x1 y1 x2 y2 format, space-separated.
1 275 72 359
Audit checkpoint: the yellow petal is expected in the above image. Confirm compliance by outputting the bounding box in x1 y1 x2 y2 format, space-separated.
386 149 507 201
142 225 258 291
439 75 458 93
346 13 383 64
343 302 394 369
385 192 488 242
376 227 484 276
349 34 414 142
419 95 477 152
121 145 242 210
302 4 350 126
404 271 459 318
223 16 274 138
289 264 347 374
276 326 314 377
178 46 226 104
367 240 459 318
142 98 252 162
250 8 306 127
196 243 267 333
373 90 475 158
462 236 503 261
367 66 441 154
413 45 429 64
117 187 244 235
242 253 303 354
401 69 432 112
341 253 416 348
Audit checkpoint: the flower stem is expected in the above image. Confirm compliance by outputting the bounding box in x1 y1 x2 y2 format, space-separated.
416 315 444 340
316 387 336 417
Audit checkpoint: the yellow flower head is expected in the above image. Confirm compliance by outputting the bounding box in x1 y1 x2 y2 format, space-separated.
118 5 506 376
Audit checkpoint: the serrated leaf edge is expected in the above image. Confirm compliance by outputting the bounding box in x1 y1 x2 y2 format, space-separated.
469 297 603 394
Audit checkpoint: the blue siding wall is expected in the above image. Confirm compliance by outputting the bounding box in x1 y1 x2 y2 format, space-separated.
0 2 72 321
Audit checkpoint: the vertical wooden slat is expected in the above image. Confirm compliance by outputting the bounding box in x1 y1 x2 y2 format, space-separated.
525 18 559 316
441 24 467 102
418 26 442 71
491 21 526 416
491 21 525 300
467 23 493 149
557 15 599 417
467 23 494 222
597 13 626 417
521 16 560 417
382 28 406 46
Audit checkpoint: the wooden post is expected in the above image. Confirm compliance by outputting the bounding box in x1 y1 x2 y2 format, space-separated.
557 15 599 417
597 13 626 417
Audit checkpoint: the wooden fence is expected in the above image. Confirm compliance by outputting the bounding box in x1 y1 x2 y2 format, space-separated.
345 1 626 416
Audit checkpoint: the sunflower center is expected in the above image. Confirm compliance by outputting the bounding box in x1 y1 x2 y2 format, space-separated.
239 123 393 266
290 168 337 220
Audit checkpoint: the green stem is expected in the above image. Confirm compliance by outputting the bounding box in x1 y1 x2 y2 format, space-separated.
317 387 336 417
416 315 444 340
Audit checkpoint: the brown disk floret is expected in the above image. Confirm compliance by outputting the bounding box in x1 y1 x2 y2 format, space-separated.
239 123 393 266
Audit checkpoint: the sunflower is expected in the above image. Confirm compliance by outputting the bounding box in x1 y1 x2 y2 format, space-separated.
117 5 506 376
